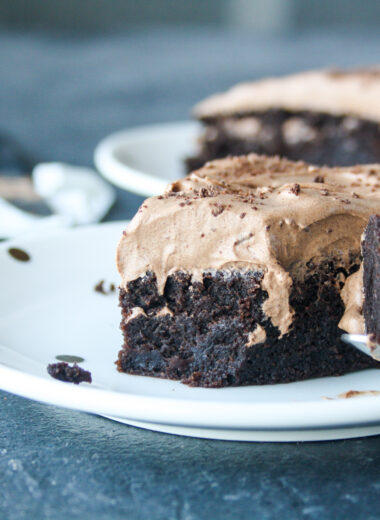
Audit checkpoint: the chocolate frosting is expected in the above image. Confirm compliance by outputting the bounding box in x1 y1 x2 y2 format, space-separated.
338 264 364 334
194 68 380 122
117 154 380 336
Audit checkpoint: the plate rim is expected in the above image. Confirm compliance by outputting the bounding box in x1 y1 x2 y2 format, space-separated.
93 120 198 197
1 359 380 430
1 221 380 431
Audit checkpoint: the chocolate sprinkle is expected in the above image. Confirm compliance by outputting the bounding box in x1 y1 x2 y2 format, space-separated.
94 280 116 295
55 355 85 363
290 183 301 196
171 182 181 193
8 247 30 262
210 203 226 217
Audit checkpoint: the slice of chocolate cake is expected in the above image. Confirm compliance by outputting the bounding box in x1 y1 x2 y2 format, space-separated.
338 215 380 357
116 155 380 387
362 215 380 342
186 68 380 171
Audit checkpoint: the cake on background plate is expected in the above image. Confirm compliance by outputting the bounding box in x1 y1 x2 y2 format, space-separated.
186 68 380 171
116 154 380 387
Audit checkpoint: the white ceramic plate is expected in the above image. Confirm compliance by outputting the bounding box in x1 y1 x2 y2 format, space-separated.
1 222 380 442
94 121 199 196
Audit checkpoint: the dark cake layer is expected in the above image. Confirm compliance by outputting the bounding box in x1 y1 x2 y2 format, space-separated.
117 259 379 387
186 110 380 172
363 215 380 342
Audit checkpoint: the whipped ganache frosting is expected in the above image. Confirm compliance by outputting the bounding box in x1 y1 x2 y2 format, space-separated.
194 67 380 122
338 264 365 334
117 154 380 336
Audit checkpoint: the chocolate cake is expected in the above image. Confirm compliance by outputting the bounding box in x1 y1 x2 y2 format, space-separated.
116 154 380 387
363 215 380 342
341 215 380 343
186 68 380 171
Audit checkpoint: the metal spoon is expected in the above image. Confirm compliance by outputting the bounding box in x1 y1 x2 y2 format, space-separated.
342 334 380 362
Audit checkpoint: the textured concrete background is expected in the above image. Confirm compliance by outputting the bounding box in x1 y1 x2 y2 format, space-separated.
1 28 380 519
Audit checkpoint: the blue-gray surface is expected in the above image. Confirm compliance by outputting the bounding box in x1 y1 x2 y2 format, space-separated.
1 28 380 520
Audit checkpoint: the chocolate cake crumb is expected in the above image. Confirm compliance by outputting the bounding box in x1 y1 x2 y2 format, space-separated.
290 183 301 195
47 362 92 384
321 189 329 196
352 192 360 198
94 280 116 295
314 175 325 183
8 247 30 262
240 212 246 219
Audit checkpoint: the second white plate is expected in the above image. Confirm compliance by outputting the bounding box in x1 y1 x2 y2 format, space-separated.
94 121 199 196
